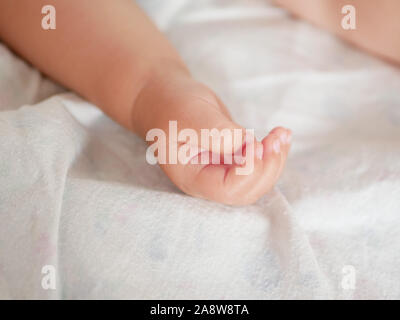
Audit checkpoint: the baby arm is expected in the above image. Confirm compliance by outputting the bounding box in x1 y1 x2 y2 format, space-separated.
0 0 291 205
0 0 188 130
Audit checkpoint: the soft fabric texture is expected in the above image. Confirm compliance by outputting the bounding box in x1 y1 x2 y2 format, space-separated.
0 0 399 299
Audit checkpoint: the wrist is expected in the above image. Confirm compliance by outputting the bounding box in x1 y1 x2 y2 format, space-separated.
90 52 190 132
130 58 192 136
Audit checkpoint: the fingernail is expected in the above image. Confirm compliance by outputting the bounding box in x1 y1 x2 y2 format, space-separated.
286 131 292 143
256 144 263 160
280 132 288 144
273 139 281 153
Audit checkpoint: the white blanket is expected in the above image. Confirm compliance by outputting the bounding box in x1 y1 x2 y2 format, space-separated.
1 0 400 299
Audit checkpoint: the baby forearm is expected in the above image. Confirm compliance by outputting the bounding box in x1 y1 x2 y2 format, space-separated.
275 0 400 64
0 0 188 129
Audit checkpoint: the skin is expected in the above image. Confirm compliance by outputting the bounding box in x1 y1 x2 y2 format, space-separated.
274 0 400 65
133 68 292 205
0 0 291 206
0 1 397 205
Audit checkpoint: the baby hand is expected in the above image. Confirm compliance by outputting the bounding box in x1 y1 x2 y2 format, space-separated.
132 67 291 205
